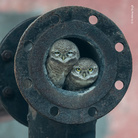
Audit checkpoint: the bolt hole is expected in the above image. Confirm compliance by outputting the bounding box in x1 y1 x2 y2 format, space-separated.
89 15 98 25
115 80 124 90
24 78 32 89
50 106 59 116
115 43 124 52
24 41 33 52
88 107 98 117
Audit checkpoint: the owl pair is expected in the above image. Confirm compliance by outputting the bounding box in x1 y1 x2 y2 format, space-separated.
46 39 99 91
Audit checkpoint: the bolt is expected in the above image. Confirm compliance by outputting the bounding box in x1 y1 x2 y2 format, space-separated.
2 87 14 99
1 50 13 61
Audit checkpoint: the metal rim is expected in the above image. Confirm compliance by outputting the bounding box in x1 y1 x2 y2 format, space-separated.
14 6 132 124
0 16 38 126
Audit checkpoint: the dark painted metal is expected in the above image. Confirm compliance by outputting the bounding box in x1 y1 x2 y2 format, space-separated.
28 106 96 138
0 6 132 138
1 50 13 62
2 87 14 99
0 16 38 126
15 6 132 124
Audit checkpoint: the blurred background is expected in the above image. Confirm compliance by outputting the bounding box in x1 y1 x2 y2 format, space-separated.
0 0 137 138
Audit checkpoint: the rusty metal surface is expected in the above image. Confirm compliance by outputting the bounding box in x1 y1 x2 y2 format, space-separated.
14 6 132 124
0 16 38 126
28 106 96 138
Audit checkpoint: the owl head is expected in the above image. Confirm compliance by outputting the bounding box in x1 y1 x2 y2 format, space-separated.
71 58 99 82
49 39 80 64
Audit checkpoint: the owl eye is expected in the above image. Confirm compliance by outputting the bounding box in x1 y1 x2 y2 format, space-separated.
89 68 93 72
54 52 60 56
76 68 81 72
67 51 73 56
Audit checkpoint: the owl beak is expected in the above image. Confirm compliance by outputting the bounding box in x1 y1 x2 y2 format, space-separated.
82 72 86 78
62 56 65 61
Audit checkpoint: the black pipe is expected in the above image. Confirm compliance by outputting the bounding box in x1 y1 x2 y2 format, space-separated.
28 106 96 138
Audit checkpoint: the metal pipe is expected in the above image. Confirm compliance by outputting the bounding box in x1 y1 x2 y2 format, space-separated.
0 6 132 138
28 106 96 138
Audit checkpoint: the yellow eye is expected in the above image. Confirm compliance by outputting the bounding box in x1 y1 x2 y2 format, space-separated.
76 68 81 72
67 51 73 56
55 52 60 56
89 68 93 72
68 52 72 54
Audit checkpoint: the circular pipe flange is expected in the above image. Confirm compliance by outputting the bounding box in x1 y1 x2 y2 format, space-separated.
0 16 38 126
14 6 132 124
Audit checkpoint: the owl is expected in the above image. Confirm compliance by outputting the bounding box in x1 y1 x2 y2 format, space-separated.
64 58 99 91
46 39 80 88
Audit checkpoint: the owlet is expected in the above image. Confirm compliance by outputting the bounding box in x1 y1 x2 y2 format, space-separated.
64 58 99 91
46 39 80 88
